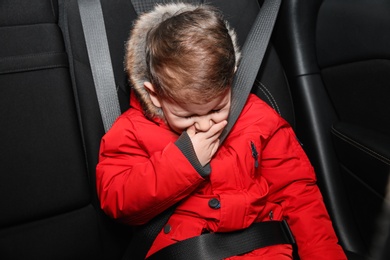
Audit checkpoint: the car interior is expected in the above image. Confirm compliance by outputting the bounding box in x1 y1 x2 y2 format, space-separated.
1 0 389 259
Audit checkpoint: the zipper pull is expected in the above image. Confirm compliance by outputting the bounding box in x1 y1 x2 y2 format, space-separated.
250 141 259 168
269 210 274 220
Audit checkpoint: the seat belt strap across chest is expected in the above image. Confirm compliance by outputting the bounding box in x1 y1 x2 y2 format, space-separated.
220 0 282 142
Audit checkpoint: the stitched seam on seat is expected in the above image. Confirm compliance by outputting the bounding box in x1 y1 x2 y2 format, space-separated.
255 80 281 115
256 85 275 109
0 52 63 61
1 64 67 74
331 126 390 165
0 52 68 74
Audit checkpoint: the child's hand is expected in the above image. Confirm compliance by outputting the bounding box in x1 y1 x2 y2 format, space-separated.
187 120 227 166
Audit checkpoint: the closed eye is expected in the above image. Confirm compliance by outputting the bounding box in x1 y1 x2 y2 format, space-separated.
182 109 221 119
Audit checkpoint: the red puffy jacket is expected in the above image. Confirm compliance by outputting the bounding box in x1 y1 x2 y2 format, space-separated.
96 93 346 259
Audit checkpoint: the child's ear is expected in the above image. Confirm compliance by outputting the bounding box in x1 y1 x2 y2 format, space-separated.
144 82 161 107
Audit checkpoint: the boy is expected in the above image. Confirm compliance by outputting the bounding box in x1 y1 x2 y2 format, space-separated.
96 3 347 259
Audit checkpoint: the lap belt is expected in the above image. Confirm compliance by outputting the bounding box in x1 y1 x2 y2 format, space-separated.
147 220 295 260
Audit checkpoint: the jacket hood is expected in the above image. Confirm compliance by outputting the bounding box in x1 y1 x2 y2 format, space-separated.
125 3 241 119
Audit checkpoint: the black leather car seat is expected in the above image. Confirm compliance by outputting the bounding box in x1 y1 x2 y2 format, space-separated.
1 0 376 259
273 0 390 258
0 0 113 258
0 0 131 259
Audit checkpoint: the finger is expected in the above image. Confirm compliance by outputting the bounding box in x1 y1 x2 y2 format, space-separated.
215 120 228 131
186 125 196 137
207 120 228 138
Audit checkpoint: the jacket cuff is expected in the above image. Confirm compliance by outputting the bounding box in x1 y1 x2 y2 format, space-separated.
175 131 211 178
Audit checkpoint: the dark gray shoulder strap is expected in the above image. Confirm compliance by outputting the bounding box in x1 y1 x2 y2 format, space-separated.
219 0 282 142
78 0 121 132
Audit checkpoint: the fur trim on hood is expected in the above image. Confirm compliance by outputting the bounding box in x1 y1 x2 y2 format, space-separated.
125 3 241 119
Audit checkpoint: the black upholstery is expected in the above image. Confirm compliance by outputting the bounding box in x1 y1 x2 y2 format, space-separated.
0 0 103 259
273 0 390 258
1 0 387 259
272 0 365 254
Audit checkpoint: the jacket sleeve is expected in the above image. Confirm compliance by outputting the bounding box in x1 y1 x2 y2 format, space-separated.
261 122 347 260
96 117 205 226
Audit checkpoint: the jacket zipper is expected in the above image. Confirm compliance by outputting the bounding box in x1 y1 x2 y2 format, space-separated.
250 141 259 168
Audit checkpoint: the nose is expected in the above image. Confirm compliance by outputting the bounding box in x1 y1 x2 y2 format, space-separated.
194 117 213 132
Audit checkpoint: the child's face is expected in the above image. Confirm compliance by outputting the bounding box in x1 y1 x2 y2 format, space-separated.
161 89 231 135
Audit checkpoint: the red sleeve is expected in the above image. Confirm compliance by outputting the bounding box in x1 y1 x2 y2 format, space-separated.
96 116 204 225
261 123 346 259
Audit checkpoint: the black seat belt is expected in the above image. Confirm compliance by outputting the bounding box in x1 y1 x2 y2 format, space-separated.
77 0 284 259
148 220 294 260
